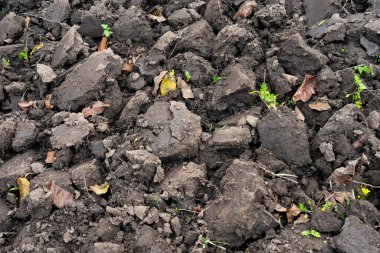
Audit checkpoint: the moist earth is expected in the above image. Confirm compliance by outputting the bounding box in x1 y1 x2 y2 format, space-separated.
0 0 380 252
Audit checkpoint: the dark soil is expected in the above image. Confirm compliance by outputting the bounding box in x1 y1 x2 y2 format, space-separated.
1 0 380 252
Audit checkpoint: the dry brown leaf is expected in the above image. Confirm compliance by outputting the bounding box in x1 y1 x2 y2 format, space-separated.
17 177 30 202
122 59 134 73
98 37 108 52
46 180 73 208
45 150 56 164
294 106 305 121
44 94 54 110
294 214 310 224
334 192 354 204
18 100 36 109
286 203 301 223
23 16 31 32
352 134 368 149
293 75 317 102
328 154 369 185
148 14 167 23
153 70 168 96
82 101 110 117
309 101 331 111
282 73 298 86
177 77 194 99
233 0 257 20
274 204 287 212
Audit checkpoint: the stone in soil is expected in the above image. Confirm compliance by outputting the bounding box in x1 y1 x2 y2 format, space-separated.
258 107 311 166
138 101 202 159
348 200 380 226
255 4 287 28
46 0 71 22
209 126 252 149
204 160 277 247
12 120 38 152
125 149 162 184
36 64 57 83
277 33 328 75
0 119 16 155
69 160 102 190
332 216 380 253
168 8 194 28
51 25 88 68
303 0 335 26
308 14 346 43
54 48 122 111
117 91 150 128
50 113 93 149
365 19 380 44
360 36 380 56
92 242 123 253
0 12 24 42
311 209 344 232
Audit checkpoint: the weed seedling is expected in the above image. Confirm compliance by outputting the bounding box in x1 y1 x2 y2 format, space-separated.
29 42 44 58
19 47 28 60
377 54 380 63
249 82 278 110
298 203 308 213
184 70 191 82
101 24 113 38
2 58 10 69
321 201 333 212
356 185 370 199
199 236 229 250
212 75 221 83
346 65 374 108
339 48 346 53
301 229 321 238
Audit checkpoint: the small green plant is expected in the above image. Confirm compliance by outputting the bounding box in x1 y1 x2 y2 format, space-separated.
346 65 374 109
212 75 221 83
317 19 326 26
249 82 278 110
321 201 333 212
199 236 229 250
344 197 352 208
339 48 346 53
301 229 321 238
285 97 296 106
355 65 374 75
174 207 180 214
101 24 113 38
298 203 308 213
2 58 10 68
8 186 20 192
184 70 191 82
377 54 380 63
19 47 29 60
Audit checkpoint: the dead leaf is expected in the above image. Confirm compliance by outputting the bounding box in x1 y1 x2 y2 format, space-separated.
352 134 368 149
46 180 73 208
294 106 305 121
153 71 167 96
334 192 354 204
233 0 257 20
161 70 177 96
122 59 134 73
328 154 369 185
322 191 337 208
274 204 287 212
89 181 110 195
45 150 56 164
23 16 31 32
309 101 331 111
286 203 301 223
293 75 317 102
294 214 310 224
18 100 36 109
44 94 54 110
282 73 298 86
82 101 110 117
148 14 167 23
177 77 194 99
17 177 30 202
98 37 108 52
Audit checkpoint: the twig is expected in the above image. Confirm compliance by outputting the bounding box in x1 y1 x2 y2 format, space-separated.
83 176 95 202
263 209 283 228
258 165 298 184
351 180 380 189
167 30 183 60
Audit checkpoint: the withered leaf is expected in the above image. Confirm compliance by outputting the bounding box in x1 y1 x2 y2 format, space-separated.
98 37 108 52
334 192 354 204
122 60 134 73
148 14 167 23
46 180 73 208
274 204 287 212
82 101 110 117
282 73 298 86
294 214 310 224
233 0 257 20
328 154 369 185
294 106 305 121
17 177 30 202
177 77 194 99
309 101 331 111
153 71 167 96
286 203 301 223
293 75 317 102
23 16 31 32
18 100 36 109
44 94 54 110
45 150 56 164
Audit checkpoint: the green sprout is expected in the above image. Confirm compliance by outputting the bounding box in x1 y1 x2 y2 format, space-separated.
321 201 333 212
317 19 326 26
19 47 29 60
377 54 380 63
298 203 308 213
199 236 229 250
184 70 191 82
101 24 113 38
346 65 374 109
29 42 44 58
8 186 20 192
354 65 374 76
2 58 10 68
339 48 346 53
249 82 278 110
212 75 221 83
301 229 321 238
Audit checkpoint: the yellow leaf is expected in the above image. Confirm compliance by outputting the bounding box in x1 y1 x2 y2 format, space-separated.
17 177 30 202
160 71 177 96
89 181 110 195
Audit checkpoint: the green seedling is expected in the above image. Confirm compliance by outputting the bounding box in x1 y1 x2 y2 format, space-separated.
344 197 351 208
249 82 278 110
131 40 141 46
212 75 221 83
298 203 308 214
301 229 321 238
2 58 10 68
199 236 229 250
8 186 20 192
19 47 28 60
184 70 191 82
321 201 333 212
101 24 113 38
377 54 380 63
317 19 326 26
29 42 44 58
354 65 374 76
339 48 346 53
346 65 374 109
285 97 296 106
